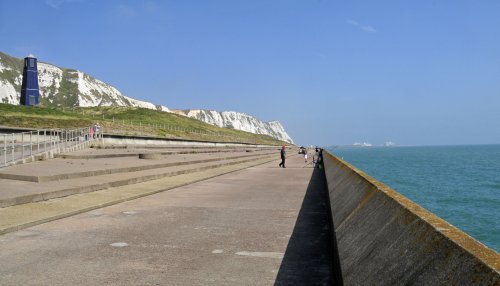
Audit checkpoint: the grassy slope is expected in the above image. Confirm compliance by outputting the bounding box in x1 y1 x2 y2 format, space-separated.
0 104 288 145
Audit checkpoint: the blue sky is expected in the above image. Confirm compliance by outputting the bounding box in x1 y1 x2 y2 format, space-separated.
1 0 499 146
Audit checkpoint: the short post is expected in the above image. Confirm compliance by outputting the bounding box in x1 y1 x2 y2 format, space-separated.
3 134 6 166
21 132 25 159
11 134 15 163
44 130 47 152
29 131 32 157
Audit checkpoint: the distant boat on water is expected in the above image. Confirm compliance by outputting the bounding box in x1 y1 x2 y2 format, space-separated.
353 142 373 147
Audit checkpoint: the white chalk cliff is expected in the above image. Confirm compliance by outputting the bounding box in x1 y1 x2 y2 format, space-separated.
0 51 169 111
173 109 294 144
1 51 293 143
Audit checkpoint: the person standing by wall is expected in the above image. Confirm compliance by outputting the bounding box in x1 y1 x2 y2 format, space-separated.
279 145 286 168
313 147 319 167
318 148 324 169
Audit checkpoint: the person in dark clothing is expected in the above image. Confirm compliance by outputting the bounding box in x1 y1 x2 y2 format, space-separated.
318 148 324 169
279 145 286 168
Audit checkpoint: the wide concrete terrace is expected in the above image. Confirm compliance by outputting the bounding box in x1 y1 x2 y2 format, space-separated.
0 145 334 285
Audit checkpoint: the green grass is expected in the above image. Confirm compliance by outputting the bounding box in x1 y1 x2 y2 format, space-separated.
0 104 288 145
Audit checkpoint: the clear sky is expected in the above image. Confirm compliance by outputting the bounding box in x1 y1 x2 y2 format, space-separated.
1 0 499 146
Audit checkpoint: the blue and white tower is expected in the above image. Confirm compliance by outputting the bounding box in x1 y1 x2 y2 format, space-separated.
20 54 40 106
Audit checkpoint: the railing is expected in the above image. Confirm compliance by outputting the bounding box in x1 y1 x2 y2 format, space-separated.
102 120 220 136
42 107 286 144
0 126 101 168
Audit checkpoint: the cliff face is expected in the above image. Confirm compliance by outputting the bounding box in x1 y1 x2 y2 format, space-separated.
173 109 294 144
0 52 169 111
1 51 293 143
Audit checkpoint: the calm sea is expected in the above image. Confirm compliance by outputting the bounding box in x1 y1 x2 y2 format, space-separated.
328 144 500 252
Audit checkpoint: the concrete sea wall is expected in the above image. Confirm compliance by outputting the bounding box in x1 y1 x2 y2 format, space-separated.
322 151 500 285
102 135 276 148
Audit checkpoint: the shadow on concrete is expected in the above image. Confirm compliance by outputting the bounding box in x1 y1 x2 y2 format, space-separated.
274 168 343 285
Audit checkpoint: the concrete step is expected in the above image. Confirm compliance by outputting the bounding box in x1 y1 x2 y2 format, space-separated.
100 144 278 150
0 151 276 182
0 155 283 236
55 147 270 159
0 153 276 208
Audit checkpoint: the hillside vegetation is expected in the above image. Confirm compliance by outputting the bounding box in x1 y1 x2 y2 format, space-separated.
0 104 289 145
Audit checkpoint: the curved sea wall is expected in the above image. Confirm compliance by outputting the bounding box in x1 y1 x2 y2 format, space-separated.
322 151 499 285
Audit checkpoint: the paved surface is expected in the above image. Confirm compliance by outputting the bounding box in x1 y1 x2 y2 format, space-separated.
56 146 276 159
0 155 277 234
0 148 276 207
0 154 334 285
0 150 273 179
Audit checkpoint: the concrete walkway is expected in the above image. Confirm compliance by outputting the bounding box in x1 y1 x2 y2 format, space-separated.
0 154 334 285
0 148 277 208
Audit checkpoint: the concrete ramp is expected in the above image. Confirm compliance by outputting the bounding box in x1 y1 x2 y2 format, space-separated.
323 151 500 285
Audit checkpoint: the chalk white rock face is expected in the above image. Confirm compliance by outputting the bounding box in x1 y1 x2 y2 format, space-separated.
0 78 18 105
0 52 169 112
158 105 170 112
72 70 155 109
38 62 63 100
0 55 20 104
174 109 294 144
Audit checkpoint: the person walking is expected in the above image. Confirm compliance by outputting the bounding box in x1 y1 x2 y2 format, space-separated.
278 145 286 168
95 123 101 138
303 148 308 163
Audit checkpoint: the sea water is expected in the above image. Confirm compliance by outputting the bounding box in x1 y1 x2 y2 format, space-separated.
328 144 500 252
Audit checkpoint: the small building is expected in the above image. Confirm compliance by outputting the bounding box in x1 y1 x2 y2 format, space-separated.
20 54 40 106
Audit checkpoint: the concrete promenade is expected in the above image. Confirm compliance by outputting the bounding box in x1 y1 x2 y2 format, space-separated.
0 153 334 285
0 146 277 208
